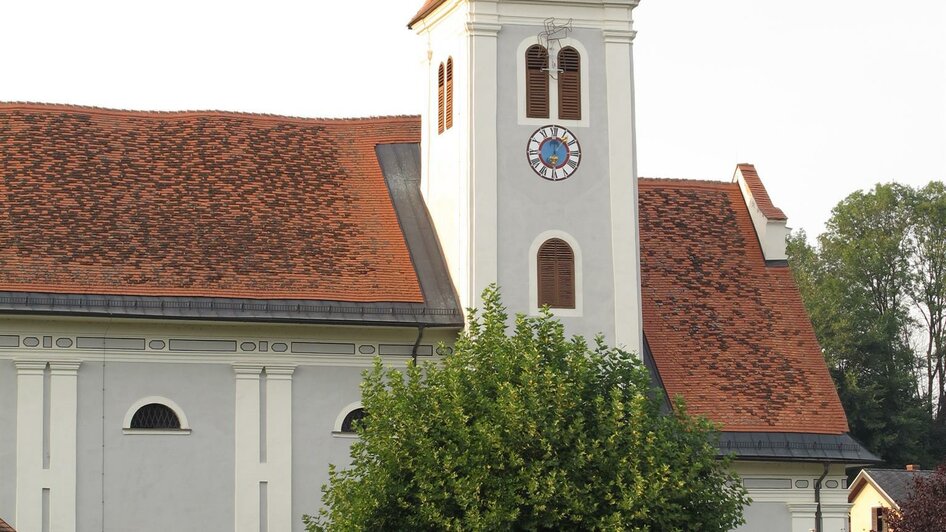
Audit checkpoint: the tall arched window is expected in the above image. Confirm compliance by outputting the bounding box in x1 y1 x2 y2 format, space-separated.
437 62 446 134
526 45 549 119
558 47 581 120
445 57 454 130
537 238 575 309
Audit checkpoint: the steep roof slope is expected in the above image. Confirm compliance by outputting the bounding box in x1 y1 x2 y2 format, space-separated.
0 103 422 303
0 103 462 326
854 468 935 506
638 178 848 434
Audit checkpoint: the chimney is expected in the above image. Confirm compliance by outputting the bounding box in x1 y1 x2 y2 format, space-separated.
731 164 789 262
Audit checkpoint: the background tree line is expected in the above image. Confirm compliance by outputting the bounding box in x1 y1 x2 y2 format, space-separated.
787 181 946 467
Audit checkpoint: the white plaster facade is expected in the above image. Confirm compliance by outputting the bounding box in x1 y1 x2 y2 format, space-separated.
0 317 456 531
414 0 643 352
0 2 864 532
734 462 852 532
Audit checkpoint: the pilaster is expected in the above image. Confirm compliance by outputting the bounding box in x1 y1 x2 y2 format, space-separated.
233 364 263 532
264 366 295 532
233 363 295 532
466 19 501 308
48 362 80 532
15 360 80 532
604 28 643 353
787 502 818 532
15 361 46 532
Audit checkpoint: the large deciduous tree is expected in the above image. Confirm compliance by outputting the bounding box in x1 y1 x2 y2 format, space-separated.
909 182 946 423
307 287 749 531
787 182 946 466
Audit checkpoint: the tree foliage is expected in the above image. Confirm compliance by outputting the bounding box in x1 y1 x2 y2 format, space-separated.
886 464 946 532
910 182 946 422
786 182 946 466
307 287 749 531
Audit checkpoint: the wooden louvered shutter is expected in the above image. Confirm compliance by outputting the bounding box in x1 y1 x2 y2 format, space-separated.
537 239 575 309
526 45 549 119
558 47 581 120
445 57 454 130
438 62 445 134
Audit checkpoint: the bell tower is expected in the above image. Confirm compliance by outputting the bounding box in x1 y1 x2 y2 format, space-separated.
410 0 642 353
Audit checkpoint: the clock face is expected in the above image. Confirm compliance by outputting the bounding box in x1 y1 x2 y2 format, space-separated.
526 125 581 181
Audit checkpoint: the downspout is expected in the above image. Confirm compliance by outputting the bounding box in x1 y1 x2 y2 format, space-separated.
814 462 829 532
411 324 426 366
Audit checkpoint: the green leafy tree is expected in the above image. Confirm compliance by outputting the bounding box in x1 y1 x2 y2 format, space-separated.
307 287 749 531
909 182 946 423
787 183 932 466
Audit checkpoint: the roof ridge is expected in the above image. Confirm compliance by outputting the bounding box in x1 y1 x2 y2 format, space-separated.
639 177 735 189
0 101 420 124
868 468 934 472
735 163 787 220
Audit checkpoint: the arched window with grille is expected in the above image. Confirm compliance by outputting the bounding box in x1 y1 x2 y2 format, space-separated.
445 57 454 130
437 62 446 134
537 238 575 309
122 396 191 434
333 402 366 438
340 408 366 433
558 47 581 120
131 403 180 429
526 45 549 119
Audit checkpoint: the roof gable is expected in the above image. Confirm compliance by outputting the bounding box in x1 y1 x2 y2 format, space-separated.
409 0 448 28
0 103 426 306
638 177 848 434
850 468 936 507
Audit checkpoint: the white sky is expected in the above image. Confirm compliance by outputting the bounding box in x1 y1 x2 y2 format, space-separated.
2 0 944 240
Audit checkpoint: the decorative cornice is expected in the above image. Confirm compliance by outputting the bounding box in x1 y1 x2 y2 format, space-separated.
13 360 47 373
232 364 264 376
602 29 637 44
48 361 82 374
265 365 297 378
466 21 502 37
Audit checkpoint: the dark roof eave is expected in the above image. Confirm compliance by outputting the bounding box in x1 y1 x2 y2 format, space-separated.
0 291 465 328
717 431 882 464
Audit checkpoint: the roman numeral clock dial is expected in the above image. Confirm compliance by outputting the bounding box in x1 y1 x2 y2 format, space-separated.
526 125 581 181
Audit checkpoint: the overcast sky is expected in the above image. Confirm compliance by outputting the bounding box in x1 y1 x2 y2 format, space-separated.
2 0 943 240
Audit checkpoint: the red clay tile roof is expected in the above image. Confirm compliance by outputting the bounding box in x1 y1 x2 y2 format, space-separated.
737 163 787 220
0 517 14 532
0 103 424 303
409 0 448 28
638 178 848 434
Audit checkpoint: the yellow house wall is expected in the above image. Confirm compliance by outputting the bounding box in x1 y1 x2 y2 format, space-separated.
850 481 893 532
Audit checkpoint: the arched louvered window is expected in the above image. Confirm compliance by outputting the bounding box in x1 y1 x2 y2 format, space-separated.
130 403 181 430
558 47 581 120
526 45 549 119
437 62 446 134
340 408 366 433
445 57 454 130
537 238 575 309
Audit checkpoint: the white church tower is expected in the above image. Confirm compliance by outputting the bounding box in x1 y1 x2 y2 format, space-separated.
410 0 643 352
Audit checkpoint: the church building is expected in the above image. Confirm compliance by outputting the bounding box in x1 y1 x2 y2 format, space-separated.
0 1 876 531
